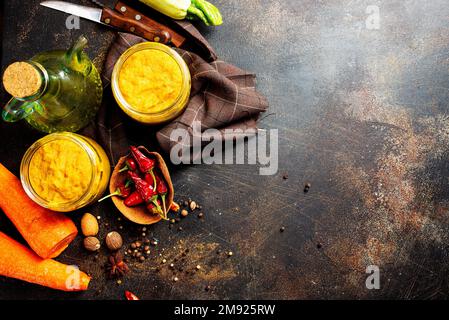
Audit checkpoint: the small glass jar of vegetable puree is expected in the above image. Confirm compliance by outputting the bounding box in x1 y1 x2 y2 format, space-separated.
20 132 111 212
111 42 191 124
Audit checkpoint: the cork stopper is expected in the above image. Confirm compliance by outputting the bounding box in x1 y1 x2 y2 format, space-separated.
2 62 42 98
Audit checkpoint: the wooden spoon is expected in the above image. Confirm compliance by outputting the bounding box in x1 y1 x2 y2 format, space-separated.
109 146 174 225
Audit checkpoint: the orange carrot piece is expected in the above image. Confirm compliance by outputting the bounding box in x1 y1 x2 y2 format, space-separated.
0 163 78 259
0 232 90 291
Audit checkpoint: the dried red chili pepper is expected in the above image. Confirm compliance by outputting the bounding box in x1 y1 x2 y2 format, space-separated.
125 290 139 300
127 171 164 217
147 199 162 216
170 201 180 212
154 172 168 217
98 180 132 202
130 146 156 189
124 191 144 207
119 158 137 173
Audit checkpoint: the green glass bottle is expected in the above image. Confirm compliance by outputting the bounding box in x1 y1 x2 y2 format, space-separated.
2 36 102 133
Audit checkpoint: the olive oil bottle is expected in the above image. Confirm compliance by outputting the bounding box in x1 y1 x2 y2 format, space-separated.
2 36 102 133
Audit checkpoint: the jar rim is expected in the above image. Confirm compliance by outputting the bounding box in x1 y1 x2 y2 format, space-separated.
20 132 98 212
111 42 191 118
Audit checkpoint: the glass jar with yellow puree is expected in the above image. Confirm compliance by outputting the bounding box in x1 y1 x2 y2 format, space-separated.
20 132 111 212
111 42 191 124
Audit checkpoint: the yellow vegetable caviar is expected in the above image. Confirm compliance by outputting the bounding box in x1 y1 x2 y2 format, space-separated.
29 139 91 203
112 42 191 124
119 49 183 113
20 133 111 212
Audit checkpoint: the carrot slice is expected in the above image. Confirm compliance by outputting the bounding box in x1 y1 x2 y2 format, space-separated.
0 232 90 291
0 163 78 259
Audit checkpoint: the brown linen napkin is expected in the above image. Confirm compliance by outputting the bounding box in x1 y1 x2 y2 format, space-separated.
84 32 268 165
174 20 217 62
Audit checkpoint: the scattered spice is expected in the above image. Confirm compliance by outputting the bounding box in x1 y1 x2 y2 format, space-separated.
170 201 180 212
198 212 204 219
106 252 129 278
317 243 322 249
304 182 311 193
83 236 100 252
189 201 197 211
106 231 123 251
227 251 233 257
81 213 99 237
282 173 289 180
280 227 285 232
181 209 188 217
173 277 179 282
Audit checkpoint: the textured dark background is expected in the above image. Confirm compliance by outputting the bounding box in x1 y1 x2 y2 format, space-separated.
1 0 449 300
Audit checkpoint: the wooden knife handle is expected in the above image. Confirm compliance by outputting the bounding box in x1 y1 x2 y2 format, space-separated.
114 1 186 48
101 7 171 44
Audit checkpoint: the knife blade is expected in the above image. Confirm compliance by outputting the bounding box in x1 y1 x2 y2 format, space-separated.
40 1 171 44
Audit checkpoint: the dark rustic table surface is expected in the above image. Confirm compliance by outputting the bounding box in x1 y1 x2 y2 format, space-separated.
1 0 449 300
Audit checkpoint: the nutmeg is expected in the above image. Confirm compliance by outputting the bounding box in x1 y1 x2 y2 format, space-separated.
105 231 123 251
81 213 99 236
84 237 101 252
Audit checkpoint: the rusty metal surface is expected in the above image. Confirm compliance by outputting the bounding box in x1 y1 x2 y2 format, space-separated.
1 0 449 299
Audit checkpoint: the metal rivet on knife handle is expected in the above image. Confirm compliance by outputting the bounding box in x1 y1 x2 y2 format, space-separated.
105 18 111 24
135 15 142 21
154 37 160 42
130 27 135 32
120 6 127 12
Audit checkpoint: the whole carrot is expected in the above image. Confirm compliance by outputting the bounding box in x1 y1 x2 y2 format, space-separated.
0 232 90 291
0 163 77 259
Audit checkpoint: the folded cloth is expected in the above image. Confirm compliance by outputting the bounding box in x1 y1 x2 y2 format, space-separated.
83 30 268 165
174 20 217 62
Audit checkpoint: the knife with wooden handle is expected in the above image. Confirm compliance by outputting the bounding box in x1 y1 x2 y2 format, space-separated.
113 1 186 48
40 1 171 44
101 6 171 43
